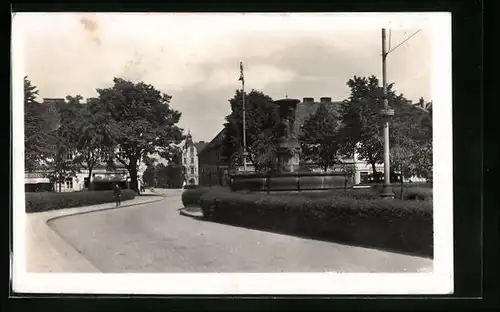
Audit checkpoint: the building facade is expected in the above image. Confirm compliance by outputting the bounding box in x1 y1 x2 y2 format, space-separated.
197 129 230 187
180 131 208 186
24 151 147 192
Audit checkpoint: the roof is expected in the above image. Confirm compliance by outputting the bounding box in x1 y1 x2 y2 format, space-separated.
194 142 209 154
294 100 343 134
197 128 226 155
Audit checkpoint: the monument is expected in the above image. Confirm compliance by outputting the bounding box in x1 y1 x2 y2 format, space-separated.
230 98 346 192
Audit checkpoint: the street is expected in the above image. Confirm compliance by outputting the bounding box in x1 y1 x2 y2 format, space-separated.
48 191 433 273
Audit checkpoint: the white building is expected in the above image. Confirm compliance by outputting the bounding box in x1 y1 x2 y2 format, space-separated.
179 131 208 186
24 147 148 192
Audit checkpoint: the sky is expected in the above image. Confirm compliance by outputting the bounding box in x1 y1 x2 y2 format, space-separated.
18 13 433 142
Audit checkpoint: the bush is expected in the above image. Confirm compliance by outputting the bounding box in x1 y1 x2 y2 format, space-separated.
200 188 433 257
181 186 223 207
183 185 199 190
368 184 433 201
25 190 137 213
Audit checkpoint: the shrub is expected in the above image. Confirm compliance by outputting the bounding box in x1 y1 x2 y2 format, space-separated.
200 188 433 257
369 184 433 201
181 186 223 207
25 190 137 213
183 185 199 190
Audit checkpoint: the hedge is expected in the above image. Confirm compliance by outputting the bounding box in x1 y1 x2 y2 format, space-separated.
181 186 225 207
25 190 137 213
200 188 433 257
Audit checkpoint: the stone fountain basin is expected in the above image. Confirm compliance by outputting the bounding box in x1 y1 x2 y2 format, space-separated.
230 171 347 192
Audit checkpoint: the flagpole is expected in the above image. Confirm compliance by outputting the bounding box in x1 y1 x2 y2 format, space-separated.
240 61 247 172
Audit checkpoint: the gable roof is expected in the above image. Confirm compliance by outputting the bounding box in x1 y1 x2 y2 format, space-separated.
294 100 343 134
194 142 209 154
198 128 226 155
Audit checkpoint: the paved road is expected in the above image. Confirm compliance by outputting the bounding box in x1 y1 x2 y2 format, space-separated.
49 190 433 273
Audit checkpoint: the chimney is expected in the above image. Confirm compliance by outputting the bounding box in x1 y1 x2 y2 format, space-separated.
86 97 98 104
320 97 332 103
43 98 65 104
302 97 314 103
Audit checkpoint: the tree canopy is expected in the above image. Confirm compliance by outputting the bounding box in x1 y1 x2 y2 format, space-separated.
222 89 279 172
24 76 58 171
299 103 341 171
93 78 184 192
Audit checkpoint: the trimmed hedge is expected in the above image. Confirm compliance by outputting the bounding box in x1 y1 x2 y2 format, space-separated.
200 188 433 258
25 190 137 213
181 186 225 207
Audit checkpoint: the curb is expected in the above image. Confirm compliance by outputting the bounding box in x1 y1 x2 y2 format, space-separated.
46 196 166 224
179 207 204 219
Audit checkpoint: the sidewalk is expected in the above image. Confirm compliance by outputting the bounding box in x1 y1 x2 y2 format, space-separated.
26 195 164 273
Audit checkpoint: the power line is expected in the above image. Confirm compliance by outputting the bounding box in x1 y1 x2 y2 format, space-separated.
386 29 421 55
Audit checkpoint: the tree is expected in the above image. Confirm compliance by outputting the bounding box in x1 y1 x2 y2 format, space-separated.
222 89 279 172
339 75 394 174
142 165 156 187
94 78 184 193
390 96 433 183
24 76 58 171
71 97 115 190
299 103 340 172
47 97 82 191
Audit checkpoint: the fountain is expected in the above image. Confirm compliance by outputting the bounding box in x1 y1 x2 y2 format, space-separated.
230 98 346 192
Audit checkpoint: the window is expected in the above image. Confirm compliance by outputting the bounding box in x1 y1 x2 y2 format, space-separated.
66 152 73 160
191 167 194 174
191 158 194 164
183 158 186 164
65 179 73 189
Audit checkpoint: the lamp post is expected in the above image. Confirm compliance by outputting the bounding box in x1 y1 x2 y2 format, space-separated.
380 28 395 198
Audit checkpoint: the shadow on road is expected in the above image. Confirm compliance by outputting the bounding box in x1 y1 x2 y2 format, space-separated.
178 209 433 260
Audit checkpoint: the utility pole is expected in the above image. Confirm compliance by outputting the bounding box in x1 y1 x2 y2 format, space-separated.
380 28 395 198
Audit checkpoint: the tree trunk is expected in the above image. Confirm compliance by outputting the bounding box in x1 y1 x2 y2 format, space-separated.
87 169 93 191
370 161 377 175
400 172 404 200
128 161 140 194
324 165 328 172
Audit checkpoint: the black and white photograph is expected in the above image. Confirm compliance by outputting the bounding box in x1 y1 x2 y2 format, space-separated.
12 12 453 295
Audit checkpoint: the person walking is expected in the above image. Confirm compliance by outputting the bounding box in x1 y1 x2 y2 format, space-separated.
113 184 122 207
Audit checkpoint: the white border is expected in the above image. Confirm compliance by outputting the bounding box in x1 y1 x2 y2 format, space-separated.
12 12 453 295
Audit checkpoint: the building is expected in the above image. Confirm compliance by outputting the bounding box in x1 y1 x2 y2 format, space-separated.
197 129 230 186
24 148 148 192
179 131 208 186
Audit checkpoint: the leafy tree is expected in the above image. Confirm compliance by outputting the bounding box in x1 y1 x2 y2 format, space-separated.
339 75 394 174
94 78 184 193
299 103 340 172
46 97 82 191
222 89 279 172
24 76 58 171
142 165 156 187
165 164 184 188
70 97 115 190
390 96 433 183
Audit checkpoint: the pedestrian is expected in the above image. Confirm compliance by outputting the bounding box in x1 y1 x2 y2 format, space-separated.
113 184 122 207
